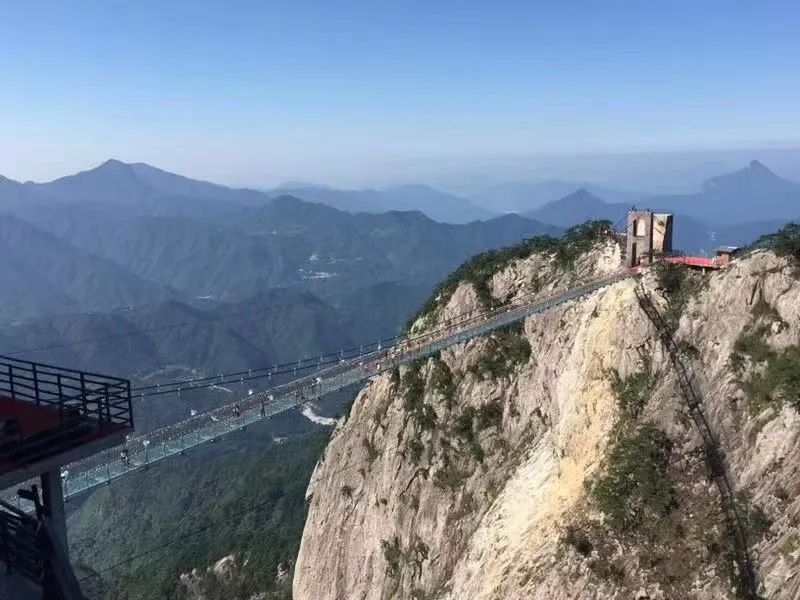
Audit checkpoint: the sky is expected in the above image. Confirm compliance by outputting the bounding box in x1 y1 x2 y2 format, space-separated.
1 0 799 188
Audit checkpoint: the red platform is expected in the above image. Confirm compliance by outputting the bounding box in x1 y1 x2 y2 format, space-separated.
0 395 127 485
660 255 719 269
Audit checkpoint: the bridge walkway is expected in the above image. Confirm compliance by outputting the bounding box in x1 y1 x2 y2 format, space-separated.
7 270 634 507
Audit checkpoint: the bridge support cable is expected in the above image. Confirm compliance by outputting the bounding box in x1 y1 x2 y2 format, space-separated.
634 285 758 599
5 271 633 507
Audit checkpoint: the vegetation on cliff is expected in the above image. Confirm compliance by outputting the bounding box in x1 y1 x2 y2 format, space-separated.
652 261 707 330
752 222 800 264
407 220 616 330
588 423 674 532
468 323 532 380
73 431 329 600
729 294 800 414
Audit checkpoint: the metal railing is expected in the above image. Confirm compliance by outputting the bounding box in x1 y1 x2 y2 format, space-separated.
0 355 133 431
0 490 85 599
5 269 634 507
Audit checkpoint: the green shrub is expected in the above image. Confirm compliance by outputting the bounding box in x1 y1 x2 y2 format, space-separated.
476 400 503 429
402 360 438 430
428 357 456 409
589 557 626 583
470 324 532 380
677 340 700 360
611 369 652 420
362 437 380 462
563 526 594 557
451 407 472 435
751 222 800 261
390 367 401 389
732 324 773 366
729 297 783 376
653 261 686 296
651 262 707 330
737 348 800 415
433 464 471 491
588 423 674 532
406 438 425 465
408 538 430 579
766 346 800 411
736 493 773 545
381 537 403 579
451 407 485 462
731 301 800 413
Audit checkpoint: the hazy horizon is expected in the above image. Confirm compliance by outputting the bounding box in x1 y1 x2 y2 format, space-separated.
4 146 800 199
3 1 799 192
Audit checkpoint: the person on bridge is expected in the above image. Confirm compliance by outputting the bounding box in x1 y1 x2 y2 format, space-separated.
120 447 130 468
260 401 266 418
233 403 241 420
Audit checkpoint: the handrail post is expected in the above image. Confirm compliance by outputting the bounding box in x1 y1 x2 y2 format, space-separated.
7 364 14 400
79 372 88 417
31 363 40 405
103 383 111 430
56 374 64 427
126 381 133 428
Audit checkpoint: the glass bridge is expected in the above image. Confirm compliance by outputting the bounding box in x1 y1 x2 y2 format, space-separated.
4 270 633 510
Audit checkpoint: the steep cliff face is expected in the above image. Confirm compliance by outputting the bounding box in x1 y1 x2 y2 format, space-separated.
293 238 800 600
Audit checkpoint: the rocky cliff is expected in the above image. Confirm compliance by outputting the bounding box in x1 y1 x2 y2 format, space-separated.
293 232 800 600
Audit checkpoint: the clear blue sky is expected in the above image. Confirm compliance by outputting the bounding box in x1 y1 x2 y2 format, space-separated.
1 0 798 187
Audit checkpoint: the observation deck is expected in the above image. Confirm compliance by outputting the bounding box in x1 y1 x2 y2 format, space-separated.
0 354 133 491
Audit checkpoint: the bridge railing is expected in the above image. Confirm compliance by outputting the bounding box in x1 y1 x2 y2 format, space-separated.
7 269 633 505
0 354 133 430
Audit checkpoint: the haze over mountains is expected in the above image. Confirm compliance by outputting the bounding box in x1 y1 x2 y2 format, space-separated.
2 157 799 600
526 160 799 251
0 160 562 385
3 157 799 228
1 157 798 351
270 182 497 224
471 180 644 213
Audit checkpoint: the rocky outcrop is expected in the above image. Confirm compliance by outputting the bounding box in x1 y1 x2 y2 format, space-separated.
294 240 800 600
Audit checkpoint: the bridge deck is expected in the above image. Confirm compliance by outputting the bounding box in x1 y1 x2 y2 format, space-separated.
3 270 633 509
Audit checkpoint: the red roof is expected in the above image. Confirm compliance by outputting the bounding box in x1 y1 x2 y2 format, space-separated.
660 256 718 269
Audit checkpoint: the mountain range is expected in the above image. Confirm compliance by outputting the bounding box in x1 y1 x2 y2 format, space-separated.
4 157 798 230
523 161 800 252
269 182 496 223
2 157 798 348
2 157 798 600
0 161 560 390
471 180 644 213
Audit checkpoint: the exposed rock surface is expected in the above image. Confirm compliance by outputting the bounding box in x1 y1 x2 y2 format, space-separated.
294 241 800 600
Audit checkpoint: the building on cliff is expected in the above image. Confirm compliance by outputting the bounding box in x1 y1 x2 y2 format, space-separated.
625 209 674 267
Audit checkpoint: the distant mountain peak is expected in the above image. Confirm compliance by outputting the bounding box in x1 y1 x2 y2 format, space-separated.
749 159 770 172
95 158 135 172
702 160 793 194
560 188 604 204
